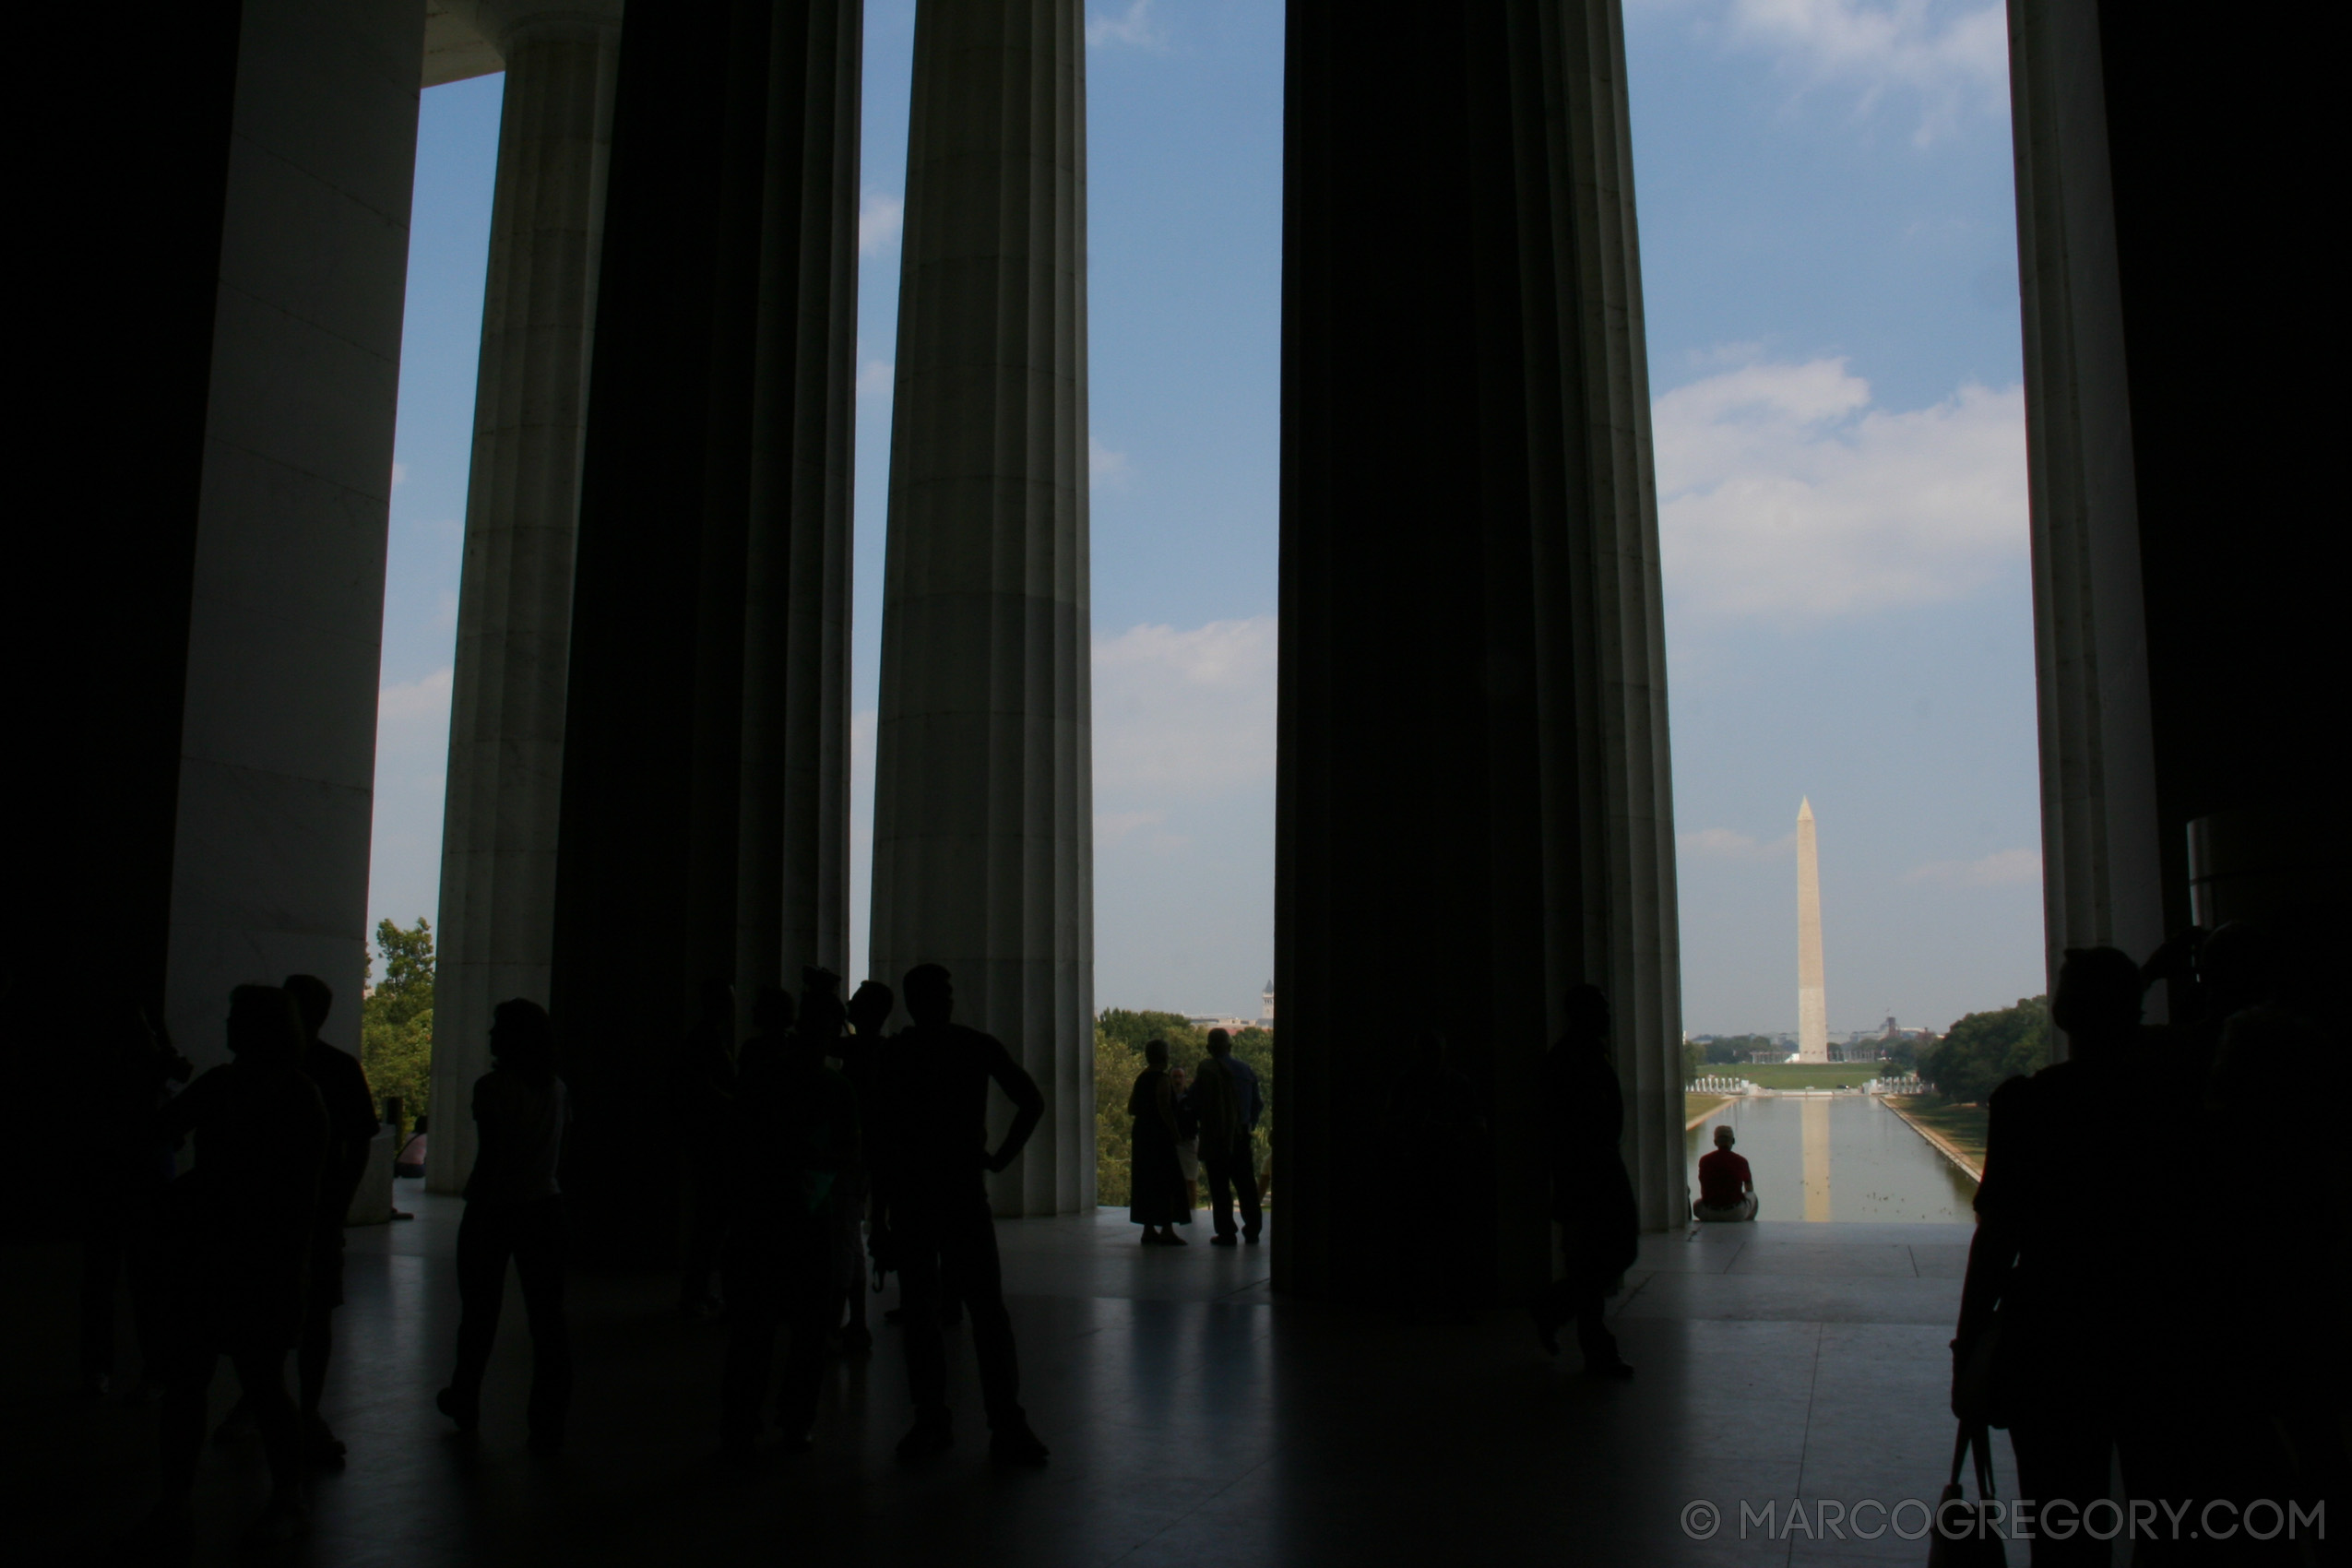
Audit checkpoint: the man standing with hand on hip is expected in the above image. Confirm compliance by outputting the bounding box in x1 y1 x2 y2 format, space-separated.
872 965 1050 1465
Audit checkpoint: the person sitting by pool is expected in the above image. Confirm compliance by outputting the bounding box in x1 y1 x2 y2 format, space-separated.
1693 1125 1757 1222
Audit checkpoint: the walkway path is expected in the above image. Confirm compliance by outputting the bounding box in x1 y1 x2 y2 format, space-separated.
13 1201 2001 1563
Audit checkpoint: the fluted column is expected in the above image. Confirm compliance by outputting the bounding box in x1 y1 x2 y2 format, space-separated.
1276 0 1683 1301
429 0 622 1191
2005 0 2162 1004
871 0 1093 1217
550 0 862 1253
733 0 861 995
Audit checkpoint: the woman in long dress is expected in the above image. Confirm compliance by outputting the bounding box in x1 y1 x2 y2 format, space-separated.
1128 1039 1191 1244
1170 1065 1201 1210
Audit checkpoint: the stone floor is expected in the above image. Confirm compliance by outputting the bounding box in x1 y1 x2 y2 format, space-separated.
13 1201 2017 1565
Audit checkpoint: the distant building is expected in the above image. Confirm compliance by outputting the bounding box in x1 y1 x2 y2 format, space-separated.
1187 1015 1256 1035
1261 978 1275 1027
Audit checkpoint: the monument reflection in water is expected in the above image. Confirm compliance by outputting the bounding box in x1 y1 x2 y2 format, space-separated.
1686 1099 1977 1223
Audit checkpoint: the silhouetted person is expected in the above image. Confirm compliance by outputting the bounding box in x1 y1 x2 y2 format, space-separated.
838 980 894 1346
1952 946 2174 1566
677 978 740 1318
795 968 873 1354
280 974 376 1466
1128 1039 1191 1245
2196 913 2344 1542
1531 987 1637 1376
438 999 572 1455
871 963 1049 1463
1692 1125 1756 1222
394 1113 428 1179
133 986 327 1553
1193 1029 1263 1246
1387 1030 1484 1322
718 991 860 1461
77 1000 187 1400
736 985 796 1083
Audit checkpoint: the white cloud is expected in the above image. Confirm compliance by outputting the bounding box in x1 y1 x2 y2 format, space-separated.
1680 826 1794 861
1096 808 1176 860
1089 437 1131 486
1087 0 1169 50
1654 356 2026 622
375 666 451 754
856 359 893 400
1092 617 1276 796
391 460 409 487
1715 0 2010 142
859 192 903 257
1906 848 2040 887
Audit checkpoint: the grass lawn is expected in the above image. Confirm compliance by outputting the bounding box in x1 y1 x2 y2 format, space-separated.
1683 1094 1736 1130
1701 1063 1889 1091
1887 1096 1990 1170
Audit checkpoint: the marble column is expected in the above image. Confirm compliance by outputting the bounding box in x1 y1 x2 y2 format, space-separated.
2009 3 2335 991
2005 0 2164 1002
870 0 1094 1217
731 0 861 997
161 0 425 1068
550 0 862 1248
429 0 623 1192
1276 0 1683 1301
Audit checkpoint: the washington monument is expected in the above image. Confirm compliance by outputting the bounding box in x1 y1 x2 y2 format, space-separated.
1796 798 1828 1063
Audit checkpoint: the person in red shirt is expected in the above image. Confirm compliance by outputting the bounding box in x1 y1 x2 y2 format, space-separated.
1693 1125 1757 1221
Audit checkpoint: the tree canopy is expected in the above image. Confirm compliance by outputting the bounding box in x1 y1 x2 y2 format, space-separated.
1918 996 2049 1105
1700 1034 1780 1063
362 917 434 1129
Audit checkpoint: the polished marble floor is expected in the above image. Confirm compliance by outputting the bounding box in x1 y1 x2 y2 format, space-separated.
12 1200 2012 1565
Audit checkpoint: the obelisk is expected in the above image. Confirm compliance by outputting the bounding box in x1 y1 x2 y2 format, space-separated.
1796 797 1829 1063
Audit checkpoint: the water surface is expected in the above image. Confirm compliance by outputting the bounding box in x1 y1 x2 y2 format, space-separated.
1685 1095 1976 1224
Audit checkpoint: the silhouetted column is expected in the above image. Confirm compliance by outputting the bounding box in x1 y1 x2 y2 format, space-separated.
2008 0 2334 993
1276 0 1683 1301
732 0 859 996
551 0 861 1252
429 0 623 1192
870 0 1094 1217
161 0 426 1068
2006 0 2162 1000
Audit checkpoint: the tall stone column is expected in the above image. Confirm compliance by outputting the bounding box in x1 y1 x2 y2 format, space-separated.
429 0 623 1190
1277 0 1683 1301
2005 0 2163 1004
2008 1 2335 999
551 0 861 1250
161 0 426 1069
870 0 1094 1217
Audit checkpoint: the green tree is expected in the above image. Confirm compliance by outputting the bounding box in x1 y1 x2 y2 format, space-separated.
362 917 435 1129
1227 1025 1275 1168
1918 997 2049 1105
1681 1038 1706 1084
1094 1026 1146 1206
1705 1034 1778 1063
1097 1008 1207 1063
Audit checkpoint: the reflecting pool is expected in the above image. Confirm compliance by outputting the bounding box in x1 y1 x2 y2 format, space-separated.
1685 1096 1978 1224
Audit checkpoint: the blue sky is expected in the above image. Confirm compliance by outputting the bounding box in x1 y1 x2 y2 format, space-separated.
369 0 2043 1037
